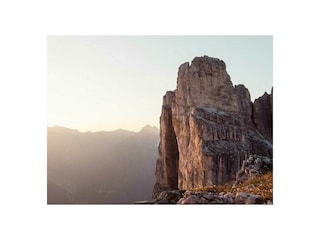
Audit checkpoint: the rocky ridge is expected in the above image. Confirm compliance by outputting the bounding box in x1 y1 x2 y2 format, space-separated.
152 56 273 203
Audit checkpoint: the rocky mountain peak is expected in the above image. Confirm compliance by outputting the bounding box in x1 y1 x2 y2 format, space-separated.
253 89 273 142
140 124 159 134
153 56 273 199
175 56 250 114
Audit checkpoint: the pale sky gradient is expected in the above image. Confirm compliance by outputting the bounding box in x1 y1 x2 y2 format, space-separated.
47 36 272 132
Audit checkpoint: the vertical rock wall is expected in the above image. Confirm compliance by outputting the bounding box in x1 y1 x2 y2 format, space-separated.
253 88 273 142
152 91 179 197
153 56 272 198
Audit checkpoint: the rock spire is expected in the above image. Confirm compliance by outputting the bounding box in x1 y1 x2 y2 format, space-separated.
153 56 272 198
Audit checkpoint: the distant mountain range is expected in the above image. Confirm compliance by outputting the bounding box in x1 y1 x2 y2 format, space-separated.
47 125 159 204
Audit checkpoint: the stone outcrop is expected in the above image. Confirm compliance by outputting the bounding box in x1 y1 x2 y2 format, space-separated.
253 88 273 142
177 191 235 204
234 192 263 204
153 92 179 195
152 56 273 199
142 189 267 204
235 155 273 184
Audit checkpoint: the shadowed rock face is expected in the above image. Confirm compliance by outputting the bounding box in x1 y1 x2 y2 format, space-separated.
152 56 272 198
153 91 179 195
253 88 273 142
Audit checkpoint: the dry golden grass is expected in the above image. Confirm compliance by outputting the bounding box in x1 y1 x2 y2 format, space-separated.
192 171 273 201
236 171 273 201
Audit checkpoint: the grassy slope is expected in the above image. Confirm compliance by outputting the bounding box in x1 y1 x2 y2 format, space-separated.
192 171 273 202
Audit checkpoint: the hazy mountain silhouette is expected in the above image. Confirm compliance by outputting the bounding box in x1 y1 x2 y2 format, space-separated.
47 125 159 204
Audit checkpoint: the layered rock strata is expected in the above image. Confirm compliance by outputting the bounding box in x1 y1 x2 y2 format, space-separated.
153 56 272 198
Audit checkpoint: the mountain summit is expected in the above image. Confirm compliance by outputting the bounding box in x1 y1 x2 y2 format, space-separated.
140 125 159 135
152 56 273 198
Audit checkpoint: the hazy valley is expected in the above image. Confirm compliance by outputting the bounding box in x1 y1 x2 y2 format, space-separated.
47 125 159 204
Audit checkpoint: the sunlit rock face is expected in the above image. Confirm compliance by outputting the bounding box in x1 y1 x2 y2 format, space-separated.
153 56 272 198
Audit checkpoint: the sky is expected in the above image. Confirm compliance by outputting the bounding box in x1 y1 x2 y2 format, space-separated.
47 36 273 132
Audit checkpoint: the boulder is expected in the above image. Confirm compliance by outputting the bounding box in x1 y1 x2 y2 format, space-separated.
235 155 273 184
235 192 263 204
177 195 201 204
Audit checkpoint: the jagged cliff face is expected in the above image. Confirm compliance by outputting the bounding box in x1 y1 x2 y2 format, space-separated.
153 56 272 198
253 88 273 142
153 91 179 194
